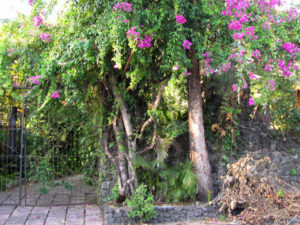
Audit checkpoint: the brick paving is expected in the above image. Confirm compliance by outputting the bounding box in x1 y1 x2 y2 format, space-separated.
0 204 103 225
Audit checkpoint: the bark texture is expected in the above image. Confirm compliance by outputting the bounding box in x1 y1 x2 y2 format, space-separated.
188 49 213 201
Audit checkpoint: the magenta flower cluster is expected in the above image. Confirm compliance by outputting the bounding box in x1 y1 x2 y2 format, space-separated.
126 27 140 41
264 64 273 72
221 62 231 72
33 16 43 27
229 20 242 30
249 70 259 80
248 97 255 106
282 42 299 57
202 52 215 74
183 68 191 77
28 75 42 84
28 0 37 6
176 15 187 24
251 49 261 59
246 27 255 36
183 40 192 50
40 33 50 42
138 35 152 48
267 80 276 90
51 91 60 99
232 84 237 92
126 27 153 49
113 2 133 12
232 33 245 40
8 48 15 56
278 59 297 77
262 22 270 30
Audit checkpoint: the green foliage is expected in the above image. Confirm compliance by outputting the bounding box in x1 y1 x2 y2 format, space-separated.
277 188 284 198
126 184 157 223
104 183 120 203
1 0 299 206
159 161 197 203
134 157 197 203
290 169 296 176
218 214 228 222
29 150 73 194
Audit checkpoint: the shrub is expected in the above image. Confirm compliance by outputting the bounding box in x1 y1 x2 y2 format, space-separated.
126 184 157 223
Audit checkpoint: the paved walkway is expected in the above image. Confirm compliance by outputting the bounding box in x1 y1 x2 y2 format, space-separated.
0 204 103 225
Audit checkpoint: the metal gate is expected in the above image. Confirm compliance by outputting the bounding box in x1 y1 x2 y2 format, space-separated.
0 106 24 205
0 104 99 206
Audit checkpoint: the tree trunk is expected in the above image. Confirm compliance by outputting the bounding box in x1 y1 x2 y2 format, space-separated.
113 117 131 196
188 49 213 201
109 76 138 190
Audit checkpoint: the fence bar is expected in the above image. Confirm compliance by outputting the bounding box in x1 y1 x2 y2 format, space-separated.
19 102 24 204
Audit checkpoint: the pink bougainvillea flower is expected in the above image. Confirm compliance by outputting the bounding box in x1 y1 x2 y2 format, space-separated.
262 22 270 30
183 40 192 50
248 97 255 106
243 82 248 89
9 48 15 53
126 27 140 41
232 84 237 92
267 80 276 90
123 19 130 23
33 16 43 26
28 75 42 85
251 49 261 58
239 15 248 24
228 20 242 30
51 91 60 99
138 35 152 48
28 0 37 5
172 65 179 71
183 68 191 77
232 33 245 40
250 74 259 79
264 64 273 71
176 15 187 24
40 33 50 42
113 2 133 12
249 71 260 79
282 42 299 56
246 27 255 36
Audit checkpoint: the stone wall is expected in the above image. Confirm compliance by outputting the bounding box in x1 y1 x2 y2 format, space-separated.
208 120 300 194
103 204 220 225
99 156 117 204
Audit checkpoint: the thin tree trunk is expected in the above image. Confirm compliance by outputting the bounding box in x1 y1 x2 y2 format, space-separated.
188 49 213 201
110 76 138 189
113 117 130 196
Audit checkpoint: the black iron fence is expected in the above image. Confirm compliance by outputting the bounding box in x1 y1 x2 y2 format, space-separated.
0 105 99 206
0 106 24 205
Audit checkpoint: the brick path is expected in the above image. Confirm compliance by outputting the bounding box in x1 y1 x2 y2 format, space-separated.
0 204 103 225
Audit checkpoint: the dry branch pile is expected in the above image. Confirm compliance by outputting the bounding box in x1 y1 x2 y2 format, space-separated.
212 154 300 224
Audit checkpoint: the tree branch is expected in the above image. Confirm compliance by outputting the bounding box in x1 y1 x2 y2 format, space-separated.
139 81 168 139
137 118 157 155
121 41 138 77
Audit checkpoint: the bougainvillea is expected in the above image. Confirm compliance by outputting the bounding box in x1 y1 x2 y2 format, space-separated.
33 16 43 26
182 40 192 50
176 15 187 24
0 0 299 213
40 33 50 42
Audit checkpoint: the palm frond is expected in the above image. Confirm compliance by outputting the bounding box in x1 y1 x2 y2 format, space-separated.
133 155 153 171
155 135 174 163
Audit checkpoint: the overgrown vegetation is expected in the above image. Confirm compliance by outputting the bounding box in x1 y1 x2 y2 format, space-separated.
126 184 157 223
0 0 299 223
